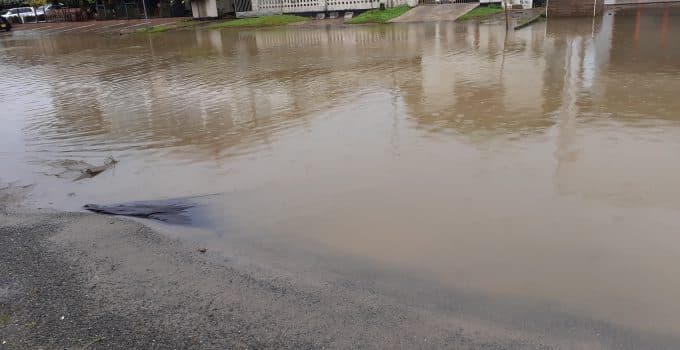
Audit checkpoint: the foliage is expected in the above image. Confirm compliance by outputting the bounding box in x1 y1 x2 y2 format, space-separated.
347 5 410 24
210 15 308 28
456 5 503 21
0 0 23 9
28 0 45 8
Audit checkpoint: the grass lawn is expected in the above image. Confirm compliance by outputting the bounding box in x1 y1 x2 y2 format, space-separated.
347 5 411 24
138 20 205 33
139 25 172 33
209 15 308 28
456 5 503 21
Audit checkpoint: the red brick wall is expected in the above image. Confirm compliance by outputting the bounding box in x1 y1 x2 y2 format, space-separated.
547 0 605 17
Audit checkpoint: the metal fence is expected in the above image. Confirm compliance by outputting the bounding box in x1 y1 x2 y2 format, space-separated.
234 0 252 13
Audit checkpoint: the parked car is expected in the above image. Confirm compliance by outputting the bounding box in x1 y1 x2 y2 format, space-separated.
0 15 11 31
1 7 36 24
35 3 66 21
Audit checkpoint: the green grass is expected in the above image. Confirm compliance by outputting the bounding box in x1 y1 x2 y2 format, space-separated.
347 5 411 24
0 313 10 327
456 5 503 21
138 20 205 33
139 25 172 33
209 15 308 28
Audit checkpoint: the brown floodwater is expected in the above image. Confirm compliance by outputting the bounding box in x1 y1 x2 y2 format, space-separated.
2 5 680 346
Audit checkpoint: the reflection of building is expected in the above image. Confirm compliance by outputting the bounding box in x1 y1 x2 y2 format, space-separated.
547 0 604 17
609 5 680 72
548 7 680 210
18 26 428 160
399 21 553 137
12 7 680 180
11 19 575 159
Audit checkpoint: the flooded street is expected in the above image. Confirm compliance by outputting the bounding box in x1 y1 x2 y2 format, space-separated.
2 5 680 347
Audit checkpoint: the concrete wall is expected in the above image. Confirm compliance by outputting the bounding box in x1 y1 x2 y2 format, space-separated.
192 0 219 18
191 0 233 18
547 0 604 17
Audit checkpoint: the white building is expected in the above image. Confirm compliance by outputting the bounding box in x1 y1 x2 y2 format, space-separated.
191 0 544 20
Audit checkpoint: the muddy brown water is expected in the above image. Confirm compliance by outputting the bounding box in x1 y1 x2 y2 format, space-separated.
2 6 680 346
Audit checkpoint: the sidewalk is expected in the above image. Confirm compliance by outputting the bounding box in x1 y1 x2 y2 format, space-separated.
390 3 479 23
9 17 185 35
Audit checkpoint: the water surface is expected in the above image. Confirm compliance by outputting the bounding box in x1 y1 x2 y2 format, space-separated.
2 6 680 346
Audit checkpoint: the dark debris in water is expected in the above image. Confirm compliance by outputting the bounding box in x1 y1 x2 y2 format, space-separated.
84 197 194 225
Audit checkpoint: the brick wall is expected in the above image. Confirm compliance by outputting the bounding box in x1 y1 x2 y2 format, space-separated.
547 0 605 17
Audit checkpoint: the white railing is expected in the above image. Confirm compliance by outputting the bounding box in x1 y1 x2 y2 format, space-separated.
327 0 381 12
241 0 382 16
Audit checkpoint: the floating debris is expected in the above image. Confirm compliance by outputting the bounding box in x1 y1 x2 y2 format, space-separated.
45 157 119 181
46 159 93 177
84 197 195 225
74 156 119 181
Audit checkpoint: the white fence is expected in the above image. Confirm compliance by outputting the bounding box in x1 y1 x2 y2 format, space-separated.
239 0 383 16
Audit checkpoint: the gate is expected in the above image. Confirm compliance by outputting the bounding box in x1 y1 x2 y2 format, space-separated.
234 0 252 12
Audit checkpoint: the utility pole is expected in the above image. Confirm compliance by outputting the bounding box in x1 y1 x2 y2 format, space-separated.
504 0 510 30
141 0 149 23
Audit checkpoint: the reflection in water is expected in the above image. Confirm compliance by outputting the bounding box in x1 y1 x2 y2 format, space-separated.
3 5 680 346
